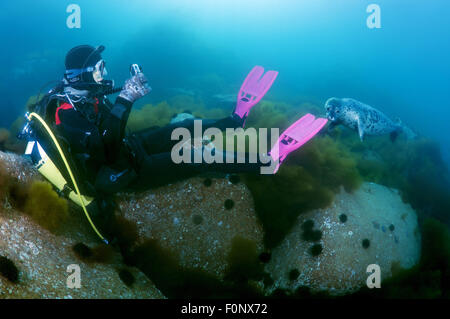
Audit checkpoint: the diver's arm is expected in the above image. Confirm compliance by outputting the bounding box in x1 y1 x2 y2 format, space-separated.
100 73 151 162
99 96 133 163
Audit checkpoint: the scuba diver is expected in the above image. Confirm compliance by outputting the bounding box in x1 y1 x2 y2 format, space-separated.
22 45 327 243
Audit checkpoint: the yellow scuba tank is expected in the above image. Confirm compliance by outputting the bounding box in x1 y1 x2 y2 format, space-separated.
23 112 109 244
25 140 94 207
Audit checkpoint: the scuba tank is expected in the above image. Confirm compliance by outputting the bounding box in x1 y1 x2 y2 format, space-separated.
21 101 109 243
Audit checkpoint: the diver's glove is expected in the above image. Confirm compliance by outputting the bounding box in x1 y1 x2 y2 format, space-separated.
119 73 151 103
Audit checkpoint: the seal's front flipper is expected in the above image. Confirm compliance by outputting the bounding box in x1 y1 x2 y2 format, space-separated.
269 114 328 173
357 117 365 142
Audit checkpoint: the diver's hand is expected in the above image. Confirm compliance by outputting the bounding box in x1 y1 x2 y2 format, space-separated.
119 73 151 103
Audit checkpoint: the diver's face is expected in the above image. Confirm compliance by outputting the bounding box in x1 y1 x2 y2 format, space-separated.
325 98 341 122
92 59 108 84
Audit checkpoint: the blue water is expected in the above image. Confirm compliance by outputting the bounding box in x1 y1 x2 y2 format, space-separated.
0 0 449 164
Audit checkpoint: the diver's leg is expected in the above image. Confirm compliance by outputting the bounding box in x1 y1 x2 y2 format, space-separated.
129 114 243 155
130 148 270 190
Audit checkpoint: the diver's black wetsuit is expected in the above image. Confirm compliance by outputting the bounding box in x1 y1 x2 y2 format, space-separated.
55 95 263 195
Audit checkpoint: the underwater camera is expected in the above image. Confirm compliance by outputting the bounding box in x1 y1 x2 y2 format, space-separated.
130 63 143 76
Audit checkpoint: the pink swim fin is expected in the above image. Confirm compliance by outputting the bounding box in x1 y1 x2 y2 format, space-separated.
234 66 278 125
269 114 328 173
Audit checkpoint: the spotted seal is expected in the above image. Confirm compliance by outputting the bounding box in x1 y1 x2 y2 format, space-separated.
325 97 403 142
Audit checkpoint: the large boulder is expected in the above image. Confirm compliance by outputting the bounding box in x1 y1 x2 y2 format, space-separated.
0 151 164 298
119 176 265 279
0 151 39 183
0 208 164 298
265 182 421 296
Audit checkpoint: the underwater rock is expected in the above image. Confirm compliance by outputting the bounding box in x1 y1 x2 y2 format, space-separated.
0 151 164 298
118 176 264 280
0 151 264 292
0 207 164 298
265 182 421 296
170 112 195 124
0 151 40 184
212 94 235 103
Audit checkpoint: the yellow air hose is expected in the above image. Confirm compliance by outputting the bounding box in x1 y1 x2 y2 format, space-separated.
27 112 108 244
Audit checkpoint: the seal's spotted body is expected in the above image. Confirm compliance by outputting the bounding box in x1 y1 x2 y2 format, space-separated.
325 97 402 141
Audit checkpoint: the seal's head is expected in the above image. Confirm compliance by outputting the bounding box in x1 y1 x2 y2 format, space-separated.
324 97 343 122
